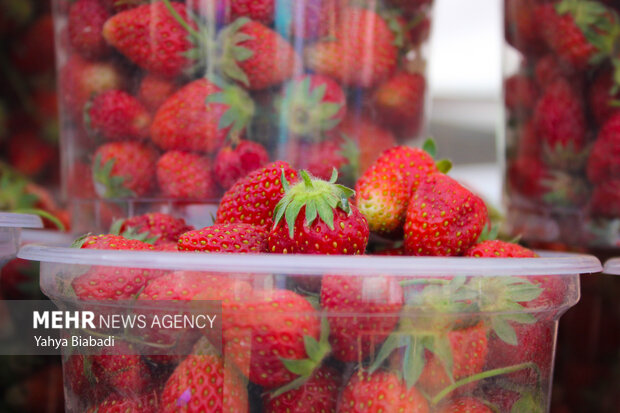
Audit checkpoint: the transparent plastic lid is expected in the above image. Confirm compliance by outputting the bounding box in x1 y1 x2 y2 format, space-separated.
20 230 74 246
18 245 602 277
0 212 43 229
604 258 620 275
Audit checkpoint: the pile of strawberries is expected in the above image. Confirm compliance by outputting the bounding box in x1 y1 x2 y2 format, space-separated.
58 0 431 220
59 143 569 412
504 0 620 248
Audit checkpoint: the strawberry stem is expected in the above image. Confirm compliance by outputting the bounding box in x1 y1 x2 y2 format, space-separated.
430 362 540 406
13 208 65 231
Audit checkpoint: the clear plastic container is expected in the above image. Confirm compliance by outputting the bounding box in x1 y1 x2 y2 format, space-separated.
54 0 434 233
0 213 43 267
502 0 620 253
19 245 602 412
603 258 620 275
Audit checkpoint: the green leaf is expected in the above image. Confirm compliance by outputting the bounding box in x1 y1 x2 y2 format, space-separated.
316 199 335 230
505 284 542 303
369 333 407 374
281 358 316 377
430 336 454 381
109 219 125 235
404 335 426 389
303 335 321 363
71 233 91 249
218 109 237 130
501 312 536 325
232 45 253 61
285 198 305 238
305 199 317 226
436 159 453 174
491 316 518 346
422 138 437 158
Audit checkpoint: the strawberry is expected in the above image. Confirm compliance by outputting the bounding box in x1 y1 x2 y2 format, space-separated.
7 130 56 177
9 15 55 75
178 223 268 253
404 173 488 256
223 289 324 389
288 0 344 39
76 234 156 250
160 353 248 412
286 139 348 181
86 90 151 141
156 151 218 199
268 170 369 254
59 55 125 118
306 7 398 88
138 74 177 113
587 113 620 183
213 140 269 190
101 0 146 12
534 55 572 89
416 323 489 397
150 78 254 154
92 142 157 198
532 79 586 168
91 343 151 395
68 0 110 59
408 15 431 47
465 240 537 258
216 161 298 228
64 355 105 401
321 274 403 362
229 0 275 25
435 397 492 413
504 0 546 55
0 258 40 299
589 69 620 125
524 275 566 310
218 18 301 90
278 74 346 138
504 74 538 116
355 144 441 237
118 212 193 245
337 370 429 413
507 156 550 200
515 119 540 158
536 1 616 70
373 72 426 137
334 114 397 178
138 271 251 301
86 392 158 413
263 366 339 412
102 1 201 78
590 179 620 217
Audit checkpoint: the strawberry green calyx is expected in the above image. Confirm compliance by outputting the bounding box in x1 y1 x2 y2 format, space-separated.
92 154 135 198
273 169 355 239
109 219 160 244
280 77 344 136
218 17 255 87
422 138 452 173
205 77 255 138
273 317 331 398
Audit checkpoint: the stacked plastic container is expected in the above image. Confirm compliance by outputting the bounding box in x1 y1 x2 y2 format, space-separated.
55 0 434 232
0 212 43 266
19 245 602 412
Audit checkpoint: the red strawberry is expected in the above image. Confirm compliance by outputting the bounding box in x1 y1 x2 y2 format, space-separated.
532 79 586 167
435 397 492 413
101 0 146 12
536 2 615 70
213 140 269 190
355 145 439 237
0 258 40 299
408 15 431 47
515 119 540 158
76 234 156 250
229 0 275 25
102 1 200 77
337 370 429 413
465 240 537 258
138 74 177 113
9 15 55 75
86 392 158 413
508 156 550 199
87 90 151 141
160 352 248 412
59 55 125 118
156 151 218 199
286 139 348 181
306 8 398 88
119 212 193 245
279 74 347 138
417 323 489 397
504 74 538 116
218 18 301 90
373 72 426 137
7 130 56 177
92 142 157 198
335 114 397 176
523 275 566 310
178 223 268 253
263 366 339 412
91 343 151 395
151 78 254 153
223 289 323 389
268 170 369 254
216 161 298 228
504 0 546 55
589 69 620 125
590 179 620 217
534 55 571 89
68 0 110 59
404 173 488 256
65 355 105 400
288 0 344 39
587 114 620 183
321 274 403 362
138 271 251 301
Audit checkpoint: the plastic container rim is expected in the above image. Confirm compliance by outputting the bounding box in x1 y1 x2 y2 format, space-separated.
18 244 602 277
604 258 620 275
0 212 43 229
